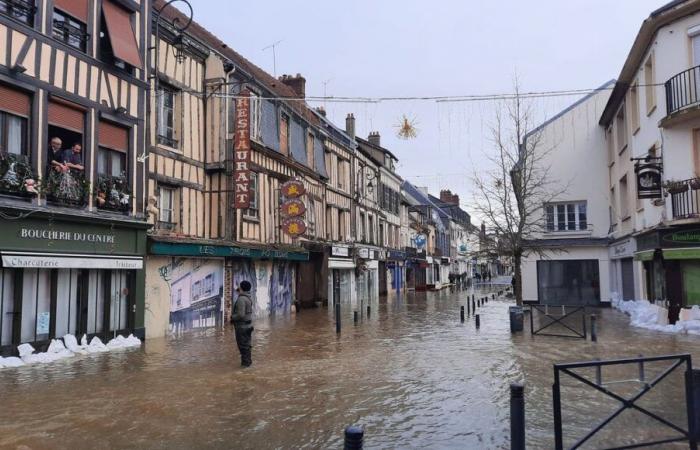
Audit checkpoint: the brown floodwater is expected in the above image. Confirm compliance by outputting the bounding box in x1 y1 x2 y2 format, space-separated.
1 286 699 449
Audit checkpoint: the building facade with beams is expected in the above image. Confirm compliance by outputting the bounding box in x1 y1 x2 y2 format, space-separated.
600 0 700 321
0 0 150 355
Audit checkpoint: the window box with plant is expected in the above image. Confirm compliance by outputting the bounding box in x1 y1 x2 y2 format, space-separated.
0 152 37 197
94 172 130 212
665 180 689 194
42 168 89 206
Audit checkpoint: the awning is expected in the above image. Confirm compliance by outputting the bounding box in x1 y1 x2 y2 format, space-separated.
634 248 700 261
54 0 89 23
102 0 142 69
2 252 142 269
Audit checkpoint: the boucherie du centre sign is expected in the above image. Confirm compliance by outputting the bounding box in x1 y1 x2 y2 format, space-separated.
234 89 252 208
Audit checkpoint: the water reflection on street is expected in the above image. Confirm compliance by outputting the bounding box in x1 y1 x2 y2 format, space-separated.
1 285 699 449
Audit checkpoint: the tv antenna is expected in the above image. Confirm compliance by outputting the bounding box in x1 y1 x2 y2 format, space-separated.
322 78 332 109
262 40 283 77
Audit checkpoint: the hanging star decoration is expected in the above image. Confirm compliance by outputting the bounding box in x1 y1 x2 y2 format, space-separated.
395 114 419 140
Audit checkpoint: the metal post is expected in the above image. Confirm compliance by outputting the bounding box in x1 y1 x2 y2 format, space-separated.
475 314 480 328
367 305 371 318
595 363 602 386
687 368 700 448
335 302 341 334
467 298 471 316
354 311 358 324
510 383 525 450
460 306 465 323
553 370 563 450
590 314 597 342
472 298 475 311
344 425 364 450
638 354 645 382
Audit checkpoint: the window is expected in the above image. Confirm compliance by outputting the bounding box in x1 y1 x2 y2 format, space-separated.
544 202 588 232
368 215 374 244
360 212 366 242
204 274 213 296
157 86 178 148
606 127 614 165
610 186 617 231
338 159 348 191
338 210 345 241
192 281 201 300
250 91 261 142
159 186 175 224
306 132 315 170
100 0 141 71
630 82 640 133
97 147 125 177
644 53 656 114
0 111 27 156
53 9 87 52
379 221 384 246
616 103 627 152
619 175 630 219
280 113 289 155
243 172 258 219
1 0 34 25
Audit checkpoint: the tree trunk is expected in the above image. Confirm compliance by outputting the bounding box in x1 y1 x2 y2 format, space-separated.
514 255 523 306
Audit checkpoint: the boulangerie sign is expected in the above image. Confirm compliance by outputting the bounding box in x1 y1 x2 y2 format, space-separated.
234 89 252 208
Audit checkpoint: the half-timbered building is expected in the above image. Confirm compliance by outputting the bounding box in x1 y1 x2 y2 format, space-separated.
0 0 149 355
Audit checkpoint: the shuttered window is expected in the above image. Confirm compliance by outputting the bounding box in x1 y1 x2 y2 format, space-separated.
0 84 30 117
48 99 84 132
54 0 88 23
102 0 142 69
98 121 128 152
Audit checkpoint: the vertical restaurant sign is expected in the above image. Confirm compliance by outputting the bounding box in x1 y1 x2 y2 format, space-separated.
234 89 251 208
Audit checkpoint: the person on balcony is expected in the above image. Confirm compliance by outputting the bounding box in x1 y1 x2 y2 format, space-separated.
63 143 84 173
48 137 67 173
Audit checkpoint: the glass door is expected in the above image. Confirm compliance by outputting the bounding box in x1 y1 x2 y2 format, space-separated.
20 269 51 344
0 269 17 354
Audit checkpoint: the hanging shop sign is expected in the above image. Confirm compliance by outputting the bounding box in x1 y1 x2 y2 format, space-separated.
281 218 306 238
280 180 306 198
234 89 251 208
280 198 306 217
635 159 663 199
331 246 350 257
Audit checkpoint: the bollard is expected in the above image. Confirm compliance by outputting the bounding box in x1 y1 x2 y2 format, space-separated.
367 305 371 318
354 310 358 324
467 299 471 316
475 314 481 328
690 369 700 444
595 363 602 386
461 305 465 323
638 354 645 382
344 426 364 450
335 302 341 334
510 383 525 450
472 298 476 311
590 314 597 342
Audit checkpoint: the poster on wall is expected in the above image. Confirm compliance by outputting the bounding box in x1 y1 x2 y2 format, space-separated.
230 259 294 316
160 258 224 333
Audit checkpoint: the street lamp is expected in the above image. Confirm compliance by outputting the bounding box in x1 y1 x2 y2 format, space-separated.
153 0 193 69
355 164 377 200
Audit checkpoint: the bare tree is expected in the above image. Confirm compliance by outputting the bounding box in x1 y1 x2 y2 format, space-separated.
470 82 564 305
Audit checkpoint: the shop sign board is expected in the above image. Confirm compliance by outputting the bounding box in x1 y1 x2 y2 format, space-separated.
331 246 350 257
234 89 252 208
635 160 663 199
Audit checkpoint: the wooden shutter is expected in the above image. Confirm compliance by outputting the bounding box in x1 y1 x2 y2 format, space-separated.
54 0 89 23
102 0 142 69
99 121 128 152
0 84 30 117
48 100 84 132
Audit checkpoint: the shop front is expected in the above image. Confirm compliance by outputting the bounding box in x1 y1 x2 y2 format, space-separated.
355 246 379 303
635 226 700 322
609 238 638 301
0 214 147 356
328 245 355 306
147 239 309 338
387 250 406 292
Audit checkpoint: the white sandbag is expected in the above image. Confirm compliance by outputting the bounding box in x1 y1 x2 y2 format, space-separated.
656 307 669 326
80 334 88 346
679 308 693 322
17 343 35 358
87 336 109 353
2 356 24 367
690 306 700 320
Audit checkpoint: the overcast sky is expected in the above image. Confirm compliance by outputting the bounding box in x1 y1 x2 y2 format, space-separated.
188 0 665 215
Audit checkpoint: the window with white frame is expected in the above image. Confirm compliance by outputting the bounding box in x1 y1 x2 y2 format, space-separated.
544 202 587 232
159 186 175 224
243 172 258 219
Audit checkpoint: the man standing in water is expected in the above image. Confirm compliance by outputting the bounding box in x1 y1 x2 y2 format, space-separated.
231 280 254 367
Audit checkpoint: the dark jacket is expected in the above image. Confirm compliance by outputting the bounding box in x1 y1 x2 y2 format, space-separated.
231 292 253 328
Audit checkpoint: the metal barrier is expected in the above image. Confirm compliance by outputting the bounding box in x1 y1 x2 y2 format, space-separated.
529 305 587 339
553 354 697 450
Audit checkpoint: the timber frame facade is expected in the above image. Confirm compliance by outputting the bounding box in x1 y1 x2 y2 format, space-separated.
0 0 150 355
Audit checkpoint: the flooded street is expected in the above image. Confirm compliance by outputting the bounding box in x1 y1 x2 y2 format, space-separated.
1 286 700 449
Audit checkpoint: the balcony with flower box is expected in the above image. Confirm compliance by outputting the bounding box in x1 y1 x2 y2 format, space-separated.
0 152 39 199
667 178 700 220
94 173 131 213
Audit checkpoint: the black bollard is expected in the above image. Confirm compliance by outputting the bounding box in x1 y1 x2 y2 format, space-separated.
690 369 700 444
367 305 371 318
472 298 475 311
344 426 364 450
335 302 341 334
510 383 525 450
475 314 481 328
354 310 358 324
460 305 465 323
590 314 597 342
638 354 645 382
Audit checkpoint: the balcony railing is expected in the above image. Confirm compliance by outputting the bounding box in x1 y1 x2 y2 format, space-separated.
95 174 130 212
665 65 700 115
668 178 700 219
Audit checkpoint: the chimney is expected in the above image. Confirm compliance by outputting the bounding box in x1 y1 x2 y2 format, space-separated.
440 189 460 206
345 113 355 140
316 106 326 117
368 131 381 147
279 73 306 98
